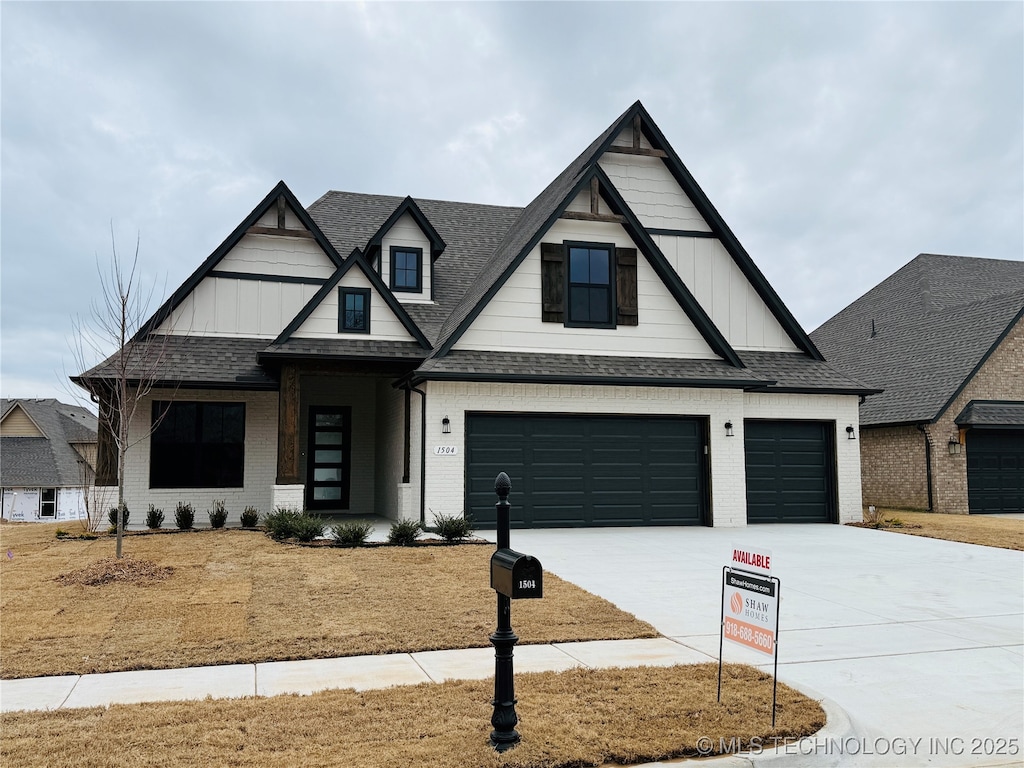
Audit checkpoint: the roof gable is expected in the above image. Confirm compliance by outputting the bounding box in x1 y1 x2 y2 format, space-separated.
138 181 345 340
366 196 446 263
274 249 430 349
0 401 47 437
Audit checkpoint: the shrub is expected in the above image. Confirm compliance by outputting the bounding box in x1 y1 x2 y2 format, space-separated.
292 513 325 542
240 506 260 528
174 502 195 530
145 504 165 530
107 505 130 530
332 520 374 547
208 500 228 529
263 507 302 541
55 528 69 538
387 519 423 546
431 510 473 543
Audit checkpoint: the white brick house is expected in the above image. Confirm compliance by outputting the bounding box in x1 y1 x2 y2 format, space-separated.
76 102 871 528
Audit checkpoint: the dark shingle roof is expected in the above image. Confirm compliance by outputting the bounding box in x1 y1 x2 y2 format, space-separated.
261 338 427 362
955 400 1024 428
0 399 97 487
810 254 1024 426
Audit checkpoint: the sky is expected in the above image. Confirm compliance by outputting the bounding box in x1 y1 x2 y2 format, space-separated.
2 1 1022 407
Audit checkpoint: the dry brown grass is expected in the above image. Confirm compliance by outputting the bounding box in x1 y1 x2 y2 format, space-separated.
850 509 1024 551
0 522 657 679
0 663 824 768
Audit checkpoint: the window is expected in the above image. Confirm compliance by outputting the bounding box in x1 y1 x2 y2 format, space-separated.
150 402 245 488
339 287 370 333
306 407 352 509
390 247 422 292
567 243 614 327
40 488 56 517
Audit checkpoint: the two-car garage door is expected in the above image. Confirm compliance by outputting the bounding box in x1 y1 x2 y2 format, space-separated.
465 413 706 527
465 413 837 527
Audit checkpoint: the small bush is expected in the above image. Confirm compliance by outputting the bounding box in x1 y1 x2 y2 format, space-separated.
145 504 165 530
107 505 130 530
240 506 260 528
387 519 423 546
432 510 473 543
55 528 69 539
263 507 302 541
332 520 374 547
208 499 228 529
292 513 325 542
174 502 195 530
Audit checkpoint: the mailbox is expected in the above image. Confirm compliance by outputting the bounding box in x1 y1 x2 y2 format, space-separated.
490 548 543 599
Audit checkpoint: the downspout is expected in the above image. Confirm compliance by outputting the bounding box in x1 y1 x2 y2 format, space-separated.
410 384 427 526
917 425 934 512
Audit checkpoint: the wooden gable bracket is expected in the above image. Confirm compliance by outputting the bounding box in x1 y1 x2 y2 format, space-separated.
605 115 668 158
559 177 626 224
246 195 315 239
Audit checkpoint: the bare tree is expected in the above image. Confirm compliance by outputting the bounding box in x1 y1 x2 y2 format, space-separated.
69 227 175 558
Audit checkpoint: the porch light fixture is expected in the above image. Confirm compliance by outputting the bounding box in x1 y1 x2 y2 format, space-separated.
846 425 856 440
724 421 734 437
442 415 451 434
948 435 961 455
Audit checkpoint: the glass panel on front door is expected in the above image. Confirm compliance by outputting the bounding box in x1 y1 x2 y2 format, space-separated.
306 407 352 509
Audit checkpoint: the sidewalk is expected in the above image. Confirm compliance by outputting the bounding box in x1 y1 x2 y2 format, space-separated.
1 636 713 712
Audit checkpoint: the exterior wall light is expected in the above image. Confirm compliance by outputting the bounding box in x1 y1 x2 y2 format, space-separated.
948 435 961 455
846 425 856 440
442 415 451 434
724 421 734 437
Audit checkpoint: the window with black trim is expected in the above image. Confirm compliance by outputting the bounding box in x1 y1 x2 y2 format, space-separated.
150 401 245 488
339 287 370 333
567 243 614 327
390 247 422 292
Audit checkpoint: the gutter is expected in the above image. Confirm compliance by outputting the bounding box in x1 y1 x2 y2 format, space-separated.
917 425 934 512
409 384 427 526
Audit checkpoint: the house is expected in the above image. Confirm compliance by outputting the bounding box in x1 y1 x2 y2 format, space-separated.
74 102 873 528
1 398 98 522
811 254 1024 514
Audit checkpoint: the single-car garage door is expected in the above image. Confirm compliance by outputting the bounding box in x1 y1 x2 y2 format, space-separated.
465 413 707 528
967 429 1024 513
744 420 835 523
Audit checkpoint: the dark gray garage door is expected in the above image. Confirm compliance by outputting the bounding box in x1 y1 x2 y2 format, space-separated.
466 413 707 528
744 420 835 523
967 429 1024 513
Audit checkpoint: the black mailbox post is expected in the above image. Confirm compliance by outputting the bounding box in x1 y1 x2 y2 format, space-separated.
488 472 543 753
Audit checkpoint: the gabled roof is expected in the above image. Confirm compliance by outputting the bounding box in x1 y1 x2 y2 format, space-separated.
0 399 98 487
273 249 431 350
365 196 447 262
810 254 1024 426
135 181 346 340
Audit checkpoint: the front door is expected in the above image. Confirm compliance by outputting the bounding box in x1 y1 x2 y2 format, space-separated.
305 407 352 510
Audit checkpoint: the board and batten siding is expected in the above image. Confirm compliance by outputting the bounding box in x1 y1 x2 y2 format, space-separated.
158 232 337 337
655 234 798 353
290 269 417 342
379 212 432 303
454 216 718 359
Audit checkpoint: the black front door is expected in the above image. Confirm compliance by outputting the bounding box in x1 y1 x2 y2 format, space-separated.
305 406 352 510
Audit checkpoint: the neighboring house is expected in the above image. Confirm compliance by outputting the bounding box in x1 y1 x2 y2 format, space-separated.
811 254 1024 515
1 398 98 522
74 101 872 528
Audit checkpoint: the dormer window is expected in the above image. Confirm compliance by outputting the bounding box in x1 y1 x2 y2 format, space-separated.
339 287 370 333
390 247 422 293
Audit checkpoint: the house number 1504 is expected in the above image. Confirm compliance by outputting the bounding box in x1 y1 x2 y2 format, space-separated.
434 446 458 456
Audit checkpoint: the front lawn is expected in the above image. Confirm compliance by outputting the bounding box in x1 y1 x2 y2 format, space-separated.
849 510 1023 550
0 522 658 679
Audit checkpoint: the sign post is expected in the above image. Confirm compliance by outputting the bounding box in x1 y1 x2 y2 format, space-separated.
718 545 782 727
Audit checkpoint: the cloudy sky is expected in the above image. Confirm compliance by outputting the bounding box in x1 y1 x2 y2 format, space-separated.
2 1 1021 406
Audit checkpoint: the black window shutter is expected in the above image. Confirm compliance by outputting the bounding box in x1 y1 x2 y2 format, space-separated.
616 247 638 326
541 242 565 323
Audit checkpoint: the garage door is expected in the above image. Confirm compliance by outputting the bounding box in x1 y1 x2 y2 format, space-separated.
967 429 1024 513
465 413 706 528
744 420 835 523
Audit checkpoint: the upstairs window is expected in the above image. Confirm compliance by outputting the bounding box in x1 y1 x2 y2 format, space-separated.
150 401 245 488
390 247 423 292
567 243 614 327
339 287 370 333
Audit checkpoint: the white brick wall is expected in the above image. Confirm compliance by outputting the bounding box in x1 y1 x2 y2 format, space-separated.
422 382 862 527
120 388 278 527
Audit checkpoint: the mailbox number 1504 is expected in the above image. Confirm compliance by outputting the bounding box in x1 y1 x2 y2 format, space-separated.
518 579 536 589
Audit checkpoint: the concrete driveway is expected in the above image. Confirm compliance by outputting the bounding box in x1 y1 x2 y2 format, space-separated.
484 524 1023 767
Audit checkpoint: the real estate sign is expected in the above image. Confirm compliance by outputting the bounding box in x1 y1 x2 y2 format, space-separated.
722 569 778 655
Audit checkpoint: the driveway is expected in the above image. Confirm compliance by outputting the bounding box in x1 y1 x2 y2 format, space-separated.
484 524 1023 767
